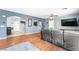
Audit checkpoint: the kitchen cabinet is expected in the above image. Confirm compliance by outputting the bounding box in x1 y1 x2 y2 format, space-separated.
64 31 79 51
41 29 63 47
41 29 52 43
51 30 63 47
41 29 79 51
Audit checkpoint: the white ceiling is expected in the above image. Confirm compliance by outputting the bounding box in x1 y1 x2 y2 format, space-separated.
3 8 79 19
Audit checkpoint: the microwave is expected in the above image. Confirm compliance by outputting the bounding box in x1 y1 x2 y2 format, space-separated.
61 18 78 26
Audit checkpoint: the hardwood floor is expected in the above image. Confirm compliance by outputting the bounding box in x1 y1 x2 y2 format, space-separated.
0 33 65 51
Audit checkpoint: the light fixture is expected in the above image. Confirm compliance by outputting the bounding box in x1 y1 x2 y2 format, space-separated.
47 14 54 20
2 15 6 17
62 8 68 10
47 14 58 20
0 25 5 28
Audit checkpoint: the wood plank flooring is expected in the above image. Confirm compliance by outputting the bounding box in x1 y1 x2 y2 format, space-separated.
0 33 65 51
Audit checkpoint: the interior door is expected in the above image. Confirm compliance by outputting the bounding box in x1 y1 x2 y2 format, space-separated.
20 21 26 34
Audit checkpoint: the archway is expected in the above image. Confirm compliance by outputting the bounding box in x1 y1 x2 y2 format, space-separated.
7 16 26 37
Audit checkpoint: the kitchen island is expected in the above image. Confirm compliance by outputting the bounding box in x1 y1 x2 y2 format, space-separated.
41 29 79 51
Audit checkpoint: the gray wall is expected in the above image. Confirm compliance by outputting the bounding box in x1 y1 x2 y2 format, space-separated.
0 9 44 39
55 13 79 30
0 12 7 39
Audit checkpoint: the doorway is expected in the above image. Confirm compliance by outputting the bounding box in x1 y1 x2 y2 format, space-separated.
7 16 26 37
20 21 26 34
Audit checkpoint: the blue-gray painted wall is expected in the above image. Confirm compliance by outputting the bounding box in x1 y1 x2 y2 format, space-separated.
0 13 7 38
0 9 44 39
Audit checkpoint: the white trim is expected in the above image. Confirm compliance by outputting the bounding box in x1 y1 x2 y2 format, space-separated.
0 36 7 40
7 34 24 38
25 32 40 35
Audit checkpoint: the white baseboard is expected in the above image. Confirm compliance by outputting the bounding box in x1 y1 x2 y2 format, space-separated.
0 36 7 40
25 32 40 35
